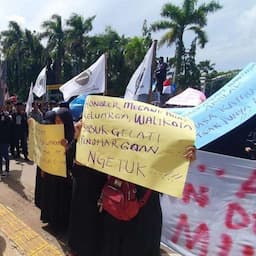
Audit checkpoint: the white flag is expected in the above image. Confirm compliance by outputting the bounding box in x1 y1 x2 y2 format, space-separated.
60 54 106 101
33 67 47 97
26 83 34 115
124 41 156 100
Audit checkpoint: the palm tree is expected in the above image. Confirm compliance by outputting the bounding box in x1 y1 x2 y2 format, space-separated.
41 14 65 83
66 13 96 74
23 29 45 84
90 26 129 96
151 0 222 87
0 21 24 92
124 37 148 72
197 60 217 77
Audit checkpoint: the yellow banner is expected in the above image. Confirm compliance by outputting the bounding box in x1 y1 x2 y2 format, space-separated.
28 119 67 177
76 96 196 198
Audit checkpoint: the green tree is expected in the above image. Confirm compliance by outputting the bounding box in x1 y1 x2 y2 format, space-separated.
180 39 201 89
142 19 152 48
41 14 65 83
197 60 217 78
0 21 24 93
66 13 96 74
205 69 239 96
22 30 46 97
89 27 128 96
151 0 222 88
0 23 45 100
124 37 147 72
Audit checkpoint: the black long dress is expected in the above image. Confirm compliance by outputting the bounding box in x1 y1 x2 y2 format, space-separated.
39 109 74 233
100 188 162 256
34 166 43 209
34 111 55 210
68 164 107 256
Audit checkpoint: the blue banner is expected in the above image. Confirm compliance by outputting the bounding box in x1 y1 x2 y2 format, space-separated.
69 94 88 121
168 63 256 148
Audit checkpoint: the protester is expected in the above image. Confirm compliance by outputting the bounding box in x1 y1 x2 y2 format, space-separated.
33 111 55 210
67 116 196 256
5 100 14 114
244 127 256 160
99 146 195 256
29 102 43 123
0 104 12 178
10 102 29 160
40 108 74 233
155 56 168 95
68 164 107 256
202 114 256 159
48 100 57 111
67 120 107 256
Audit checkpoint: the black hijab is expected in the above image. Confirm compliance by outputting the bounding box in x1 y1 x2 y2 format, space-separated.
56 107 75 143
43 110 56 124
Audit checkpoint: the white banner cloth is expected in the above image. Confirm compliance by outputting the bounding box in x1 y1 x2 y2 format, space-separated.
161 150 256 255
33 67 46 97
124 41 156 100
60 54 105 101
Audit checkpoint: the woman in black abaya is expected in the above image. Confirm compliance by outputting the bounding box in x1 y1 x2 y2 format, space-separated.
100 146 196 256
67 121 107 256
67 120 196 256
40 108 74 233
34 111 56 210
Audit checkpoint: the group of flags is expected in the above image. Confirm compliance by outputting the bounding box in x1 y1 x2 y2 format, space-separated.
25 40 157 115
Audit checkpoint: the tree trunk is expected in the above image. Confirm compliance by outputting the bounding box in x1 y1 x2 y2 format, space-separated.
173 30 185 92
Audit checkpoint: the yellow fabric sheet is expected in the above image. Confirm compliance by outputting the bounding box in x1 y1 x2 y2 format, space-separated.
76 96 195 198
28 119 67 177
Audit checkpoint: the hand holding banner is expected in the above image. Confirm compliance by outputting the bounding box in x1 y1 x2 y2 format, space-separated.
76 96 195 198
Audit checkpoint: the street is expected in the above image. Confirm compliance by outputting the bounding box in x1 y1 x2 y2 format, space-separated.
0 158 177 256
0 159 66 255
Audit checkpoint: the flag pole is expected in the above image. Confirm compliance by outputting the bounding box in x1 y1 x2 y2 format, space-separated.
104 52 108 96
148 40 157 104
45 66 48 102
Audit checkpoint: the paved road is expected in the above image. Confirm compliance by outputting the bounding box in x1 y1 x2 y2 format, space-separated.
0 159 66 255
0 158 178 256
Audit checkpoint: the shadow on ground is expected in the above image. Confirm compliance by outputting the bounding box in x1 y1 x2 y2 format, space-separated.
1 169 29 201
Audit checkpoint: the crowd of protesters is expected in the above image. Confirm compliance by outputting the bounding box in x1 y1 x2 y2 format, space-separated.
0 97 61 178
0 98 29 177
4 86 255 256
1 69 254 256
25 96 196 256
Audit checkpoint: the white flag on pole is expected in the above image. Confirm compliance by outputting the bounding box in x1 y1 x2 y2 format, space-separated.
26 83 34 115
33 67 47 97
60 54 106 101
124 41 156 100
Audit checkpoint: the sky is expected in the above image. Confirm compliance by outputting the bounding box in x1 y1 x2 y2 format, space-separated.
0 0 255 71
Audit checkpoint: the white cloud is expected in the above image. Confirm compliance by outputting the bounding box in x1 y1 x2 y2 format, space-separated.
238 4 256 41
0 0 255 71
